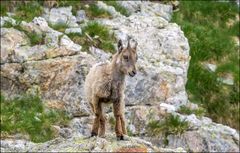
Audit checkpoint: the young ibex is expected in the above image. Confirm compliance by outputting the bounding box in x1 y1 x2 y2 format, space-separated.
84 38 138 140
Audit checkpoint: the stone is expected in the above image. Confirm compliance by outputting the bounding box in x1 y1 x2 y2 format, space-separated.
160 103 176 113
60 35 82 52
76 10 87 23
65 27 82 35
89 47 111 62
204 63 217 72
1 53 96 116
217 73 234 85
0 16 17 27
0 28 29 64
43 6 78 27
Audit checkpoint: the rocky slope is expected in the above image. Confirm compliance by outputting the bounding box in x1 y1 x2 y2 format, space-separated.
0 1 239 152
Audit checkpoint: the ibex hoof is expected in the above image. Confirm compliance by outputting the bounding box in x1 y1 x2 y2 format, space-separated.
91 132 97 137
117 135 124 141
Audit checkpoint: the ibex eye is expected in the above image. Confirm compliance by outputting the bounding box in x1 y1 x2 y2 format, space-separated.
123 55 128 61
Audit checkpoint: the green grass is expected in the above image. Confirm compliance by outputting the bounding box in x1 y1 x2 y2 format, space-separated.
67 22 116 53
86 3 112 19
0 1 8 16
147 114 189 145
12 1 43 22
172 1 239 130
105 1 130 17
1 93 70 143
48 22 69 33
178 105 206 117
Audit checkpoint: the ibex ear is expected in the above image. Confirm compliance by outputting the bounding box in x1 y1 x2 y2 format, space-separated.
132 41 138 50
118 39 123 53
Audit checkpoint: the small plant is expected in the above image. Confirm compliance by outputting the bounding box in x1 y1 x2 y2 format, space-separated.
13 1 43 22
48 22 69 33
178 105 206 117
0 1 8 16
86 3 112 19
147 114 189 145
109 116 115 130
67 22 116 53
1 93 70 143
105 1 130 17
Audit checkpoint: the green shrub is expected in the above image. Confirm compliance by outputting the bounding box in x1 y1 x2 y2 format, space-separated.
0 2 8 16
172 1 239 130
147 114 189 136
178 105 206 117
105 1 130 17
67 22 116 53
86 4 112 19
48 22 69 33
147 114 189 145
1 93 70 143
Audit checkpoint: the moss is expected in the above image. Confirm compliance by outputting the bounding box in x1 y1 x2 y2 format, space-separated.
1 93 70 143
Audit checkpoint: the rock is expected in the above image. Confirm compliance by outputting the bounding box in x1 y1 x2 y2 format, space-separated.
0 135 185 152
43 7 78 27
160 103 176 113
217 73 234 85
0 16 17 27
32 17 51 32
1 53 96 116
203 63 217 72
140 2 173 21
76 10 87 23
65 27 82 35
1 139 35 152
117 1 172 21
148 113 239 152
89 47 111 62
0 28 29 64
60 35 82 52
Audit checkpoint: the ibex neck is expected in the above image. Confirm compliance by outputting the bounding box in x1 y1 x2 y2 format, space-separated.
110 55 125 82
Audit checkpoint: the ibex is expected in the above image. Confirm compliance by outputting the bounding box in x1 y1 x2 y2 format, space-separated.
84 38 138 140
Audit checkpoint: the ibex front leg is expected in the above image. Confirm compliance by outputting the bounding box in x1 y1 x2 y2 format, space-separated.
91 96 100 137
113 100 126 140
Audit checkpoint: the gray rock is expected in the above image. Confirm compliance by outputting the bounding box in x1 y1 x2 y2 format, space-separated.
65 27 82 35
0 134 185 152
0 16 17 27
0 28 29 64
43 6 78 27
204 63 217 72
217 75 234 85
76 10 87 23
89 47 111 62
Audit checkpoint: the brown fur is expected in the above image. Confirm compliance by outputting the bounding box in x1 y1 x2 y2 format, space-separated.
84 38 138 139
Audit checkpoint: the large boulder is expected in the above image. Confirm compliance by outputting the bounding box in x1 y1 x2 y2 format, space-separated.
0 134 186 152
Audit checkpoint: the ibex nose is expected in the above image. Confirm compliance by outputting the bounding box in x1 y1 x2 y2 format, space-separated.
129 70 136 77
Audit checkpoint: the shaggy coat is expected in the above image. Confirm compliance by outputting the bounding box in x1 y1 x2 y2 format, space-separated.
84 39 138 140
